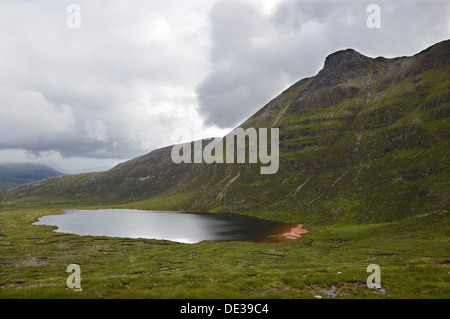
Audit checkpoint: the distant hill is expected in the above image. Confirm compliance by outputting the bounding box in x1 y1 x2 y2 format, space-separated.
1 40 449 224
0 163 63 191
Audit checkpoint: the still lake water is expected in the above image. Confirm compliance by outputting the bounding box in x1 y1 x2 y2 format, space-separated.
33 209 285 244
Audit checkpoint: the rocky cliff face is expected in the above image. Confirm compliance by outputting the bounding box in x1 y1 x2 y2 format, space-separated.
322 49 373 71
2 40 449 224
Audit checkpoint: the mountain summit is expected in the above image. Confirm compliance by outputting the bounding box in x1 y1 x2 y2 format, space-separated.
322 48 373 71
2 40 449 224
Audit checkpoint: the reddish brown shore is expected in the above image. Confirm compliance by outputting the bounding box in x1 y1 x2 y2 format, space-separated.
259 223 309 243
281 224 309 240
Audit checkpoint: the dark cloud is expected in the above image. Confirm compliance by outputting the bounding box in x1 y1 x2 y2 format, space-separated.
0 0 216 163
196 0 287 127
196 0 450 128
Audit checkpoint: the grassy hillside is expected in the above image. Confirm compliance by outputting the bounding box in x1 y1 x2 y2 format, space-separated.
0 203 448 298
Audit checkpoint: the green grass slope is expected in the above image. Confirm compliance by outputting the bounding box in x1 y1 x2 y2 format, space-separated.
0 204 447 298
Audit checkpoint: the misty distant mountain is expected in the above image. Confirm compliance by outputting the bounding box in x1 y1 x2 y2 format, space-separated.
0 163 63 191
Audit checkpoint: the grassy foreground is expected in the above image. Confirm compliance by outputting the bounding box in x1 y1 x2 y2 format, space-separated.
0 200 449 299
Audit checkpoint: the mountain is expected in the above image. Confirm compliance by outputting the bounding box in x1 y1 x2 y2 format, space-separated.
1 40 449 224
0 163 63 191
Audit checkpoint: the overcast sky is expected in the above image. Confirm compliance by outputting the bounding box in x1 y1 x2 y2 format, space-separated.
0 0 448 173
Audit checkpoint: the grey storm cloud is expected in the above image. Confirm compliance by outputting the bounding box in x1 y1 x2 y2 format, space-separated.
196 0 450 128
0 0 214 161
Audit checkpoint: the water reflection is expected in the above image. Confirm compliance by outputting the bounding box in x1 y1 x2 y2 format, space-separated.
33 209 286 244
